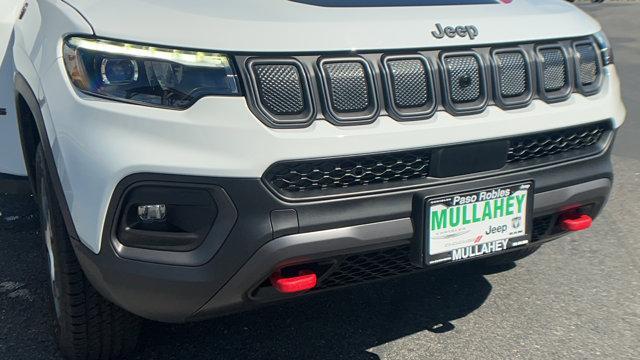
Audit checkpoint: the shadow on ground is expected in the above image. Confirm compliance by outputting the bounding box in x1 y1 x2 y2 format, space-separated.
0 194 495 360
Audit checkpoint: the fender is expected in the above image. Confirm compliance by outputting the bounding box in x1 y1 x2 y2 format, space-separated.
14 72 80 241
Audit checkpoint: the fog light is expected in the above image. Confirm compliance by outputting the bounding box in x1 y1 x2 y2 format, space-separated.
137 204 166 222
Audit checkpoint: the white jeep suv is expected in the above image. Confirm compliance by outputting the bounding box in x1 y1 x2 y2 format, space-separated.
0 0 625 359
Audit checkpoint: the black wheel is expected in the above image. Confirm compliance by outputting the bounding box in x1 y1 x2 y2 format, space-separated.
36 144 141 360
474 245 541 268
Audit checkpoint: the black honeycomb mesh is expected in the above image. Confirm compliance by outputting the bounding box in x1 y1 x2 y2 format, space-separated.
317 216 556 289
254 64 305 115
324 62 371 113
266 149 431 194
444 55 481 103
540 48 567 92
495 52 528 98
387 59 431 108
507 123 606 162
575 43 600 86
532 215 553 241
317 246 419 289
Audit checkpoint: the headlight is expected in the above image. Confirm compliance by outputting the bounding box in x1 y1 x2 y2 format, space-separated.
593 31 614 66
63 37 241 109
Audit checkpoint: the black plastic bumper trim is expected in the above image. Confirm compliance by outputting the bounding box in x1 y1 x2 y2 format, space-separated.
106 178 238 267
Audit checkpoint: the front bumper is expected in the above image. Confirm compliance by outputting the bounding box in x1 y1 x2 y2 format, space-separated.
73 143 614 323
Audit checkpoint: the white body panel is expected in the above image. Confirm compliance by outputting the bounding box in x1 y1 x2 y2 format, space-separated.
0 0 26 176
8 0 626 253
62 0 600 52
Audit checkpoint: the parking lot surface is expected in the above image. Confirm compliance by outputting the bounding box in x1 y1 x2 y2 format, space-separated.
1 4 639 360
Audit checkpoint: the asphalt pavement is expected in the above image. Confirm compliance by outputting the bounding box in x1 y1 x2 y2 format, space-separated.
1 4 639 360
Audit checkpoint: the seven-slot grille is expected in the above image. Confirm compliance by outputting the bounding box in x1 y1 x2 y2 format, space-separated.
243 37 603 127
264 122 609 197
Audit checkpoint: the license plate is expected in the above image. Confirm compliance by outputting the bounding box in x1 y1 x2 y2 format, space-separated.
423 182 533 266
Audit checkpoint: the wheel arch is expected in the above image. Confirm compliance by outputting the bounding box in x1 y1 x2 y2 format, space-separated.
14 71 80 241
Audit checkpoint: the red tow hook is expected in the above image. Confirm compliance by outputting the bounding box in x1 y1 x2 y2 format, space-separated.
560 213 593 232
270 270 317 294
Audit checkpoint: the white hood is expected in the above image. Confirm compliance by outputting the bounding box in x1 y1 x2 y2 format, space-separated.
63 0 601 52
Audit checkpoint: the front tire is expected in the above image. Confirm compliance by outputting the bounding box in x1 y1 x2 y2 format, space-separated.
36 145 141 360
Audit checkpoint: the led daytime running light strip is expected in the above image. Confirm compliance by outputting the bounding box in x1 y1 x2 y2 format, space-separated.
67 37 231 69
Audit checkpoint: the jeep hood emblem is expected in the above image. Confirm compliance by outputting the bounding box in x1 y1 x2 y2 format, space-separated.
431 23 478 40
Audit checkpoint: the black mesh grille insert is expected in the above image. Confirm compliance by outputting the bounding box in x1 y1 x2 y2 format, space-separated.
254 64 306 115
507 123 606 162
323 61 371 113
387 59 431 109
266 150 431 193
444 55 481 104
532 215 553 242
575 43 600 86
539 48 568 92
264 122 608 196
317 246 419 289
495 51 528 98
317 215 557 290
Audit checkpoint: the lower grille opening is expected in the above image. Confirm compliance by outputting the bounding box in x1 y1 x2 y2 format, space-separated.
264 121 610 199
315 216 562 291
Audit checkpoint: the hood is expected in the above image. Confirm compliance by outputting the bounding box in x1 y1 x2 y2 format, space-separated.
63 0 600 52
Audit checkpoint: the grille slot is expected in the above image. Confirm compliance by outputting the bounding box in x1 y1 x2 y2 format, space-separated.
382 55 436 120
441 52 487 114
254 64 305 115
574 41 602 95
319 58 378 123
496 52 527 97
246 59 315 127
265 149 431 194
445 55 480 102
537 46 572 101
507 123 606 162
389 59 430 108
325 62 369 112
264 122 608 198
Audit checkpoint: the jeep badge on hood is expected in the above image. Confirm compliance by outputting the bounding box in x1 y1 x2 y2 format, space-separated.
431 23 479 40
